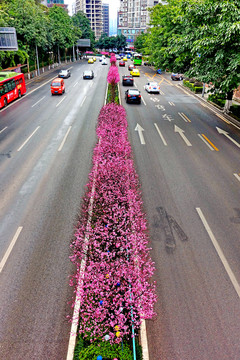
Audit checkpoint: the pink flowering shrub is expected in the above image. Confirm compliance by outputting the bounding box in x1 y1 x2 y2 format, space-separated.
107 66 120 103
70 103 156 344
110 53 117 66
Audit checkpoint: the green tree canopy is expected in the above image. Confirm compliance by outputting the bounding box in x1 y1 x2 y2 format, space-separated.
72 11 95 48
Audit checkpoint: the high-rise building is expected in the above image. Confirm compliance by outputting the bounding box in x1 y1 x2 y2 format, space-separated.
75 0 103 40
102 3 109 36
41 0 68 10
117 0 161 48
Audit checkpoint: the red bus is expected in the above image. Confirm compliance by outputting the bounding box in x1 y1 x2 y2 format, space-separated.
0 72 26 109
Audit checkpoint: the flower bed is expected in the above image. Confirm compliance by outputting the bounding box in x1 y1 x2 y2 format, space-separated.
70 103 156 358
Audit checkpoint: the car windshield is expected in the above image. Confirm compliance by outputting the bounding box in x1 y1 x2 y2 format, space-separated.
128 90 139 95
60 71 67 74
84 71 92 75
149 82 158 86
52 82 61 87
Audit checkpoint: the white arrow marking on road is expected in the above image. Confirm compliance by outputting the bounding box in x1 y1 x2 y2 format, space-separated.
135 123 145 145
233 173 240 182
216 127 240 148
174 125 192 146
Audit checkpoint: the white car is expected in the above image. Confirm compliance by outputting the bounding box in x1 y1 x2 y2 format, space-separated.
102 59 107 65
144 81 160 94
83 70 94 79
58 69 71 78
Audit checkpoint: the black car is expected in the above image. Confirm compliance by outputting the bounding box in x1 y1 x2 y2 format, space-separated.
125 89 141 104
122 75 134 86
171 73 183 81
83 70 94 79
58 69 71 78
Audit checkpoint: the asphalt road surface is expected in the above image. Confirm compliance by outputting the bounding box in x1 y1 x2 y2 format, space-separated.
0 58 108 359
1 58 240 360
118 64 240 360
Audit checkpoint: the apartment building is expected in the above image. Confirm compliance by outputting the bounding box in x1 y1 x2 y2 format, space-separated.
117 0 160 47
76 0 103 40
102 3 109 36
41 0 68 10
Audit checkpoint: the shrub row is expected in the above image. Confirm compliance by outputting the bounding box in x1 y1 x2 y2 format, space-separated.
208 94 226 108
183 80 203 93
70 103 156 359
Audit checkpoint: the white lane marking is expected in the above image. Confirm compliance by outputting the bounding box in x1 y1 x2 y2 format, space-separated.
216 127 240 148
73 82 78 87
160 90 165 95
66 140 101 360
0 126 8 134
174 125 192 146
31 96 46 108
17 126 40 152
168 101 175 106
196 208 240 299
154 123 167 146
141 95 146 106
56 96 66 108
178 112 188 122
234 173 240 182
58 126 72 152
80 96 86 107
198 134 215 151
135 123 145 144
215 113 230 124
140 319 149 360
0 226 23 273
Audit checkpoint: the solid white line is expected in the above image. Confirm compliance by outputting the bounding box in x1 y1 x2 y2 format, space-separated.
56 96 66 108
196 207 240 298
66 140 101 360
140 320 149 360
31 96 45 108
0 226 23 273
141 96 146 106
17 126 40 151
198 134 215 151
178 112 188 122
233 173 240 182
154 123 167 146
80 96 86 107
58 126 72 151
0 126 8 134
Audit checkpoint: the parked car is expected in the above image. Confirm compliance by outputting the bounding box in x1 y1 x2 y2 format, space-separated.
144 81 160 94
122 75 134 86
51 78 65 95
125 89 141 104
58 69 71 78
128 64 135 71
119 60 125 67
130 68 140 77
144 61 151 66
88 58 94 64
83 70 94 79
171 73 183 80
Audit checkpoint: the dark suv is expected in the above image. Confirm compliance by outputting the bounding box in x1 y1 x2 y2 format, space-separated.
122 75 134 86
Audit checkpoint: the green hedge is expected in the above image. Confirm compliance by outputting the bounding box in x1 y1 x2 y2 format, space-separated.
183 80 203 93
230 104 240 120
77 341 133 360
208 94 226 107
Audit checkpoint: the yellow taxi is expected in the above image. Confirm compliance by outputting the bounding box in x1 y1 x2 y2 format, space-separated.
88 58 94 64
130 68 140 77
93 57 96 62
123 56 128 62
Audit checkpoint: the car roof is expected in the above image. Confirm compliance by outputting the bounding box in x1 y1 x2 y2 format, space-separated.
128 88 140 93
60 69 68 72
84 70 93 74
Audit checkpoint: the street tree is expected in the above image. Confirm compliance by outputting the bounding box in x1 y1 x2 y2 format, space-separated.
72 11 95 49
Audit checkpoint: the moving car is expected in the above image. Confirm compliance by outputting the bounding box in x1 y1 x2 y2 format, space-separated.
88 58 94 64
122 75 134 86
116 55 121 60
125 89 141 104
123 56 128 62
144 81 160 94
83 70 94 79
51 78 65 95
93 57 96 62
128 64 135 71
119 60 125 67
130 68 140 77
58 69 71 78
102 59 107 65
171 73 183 80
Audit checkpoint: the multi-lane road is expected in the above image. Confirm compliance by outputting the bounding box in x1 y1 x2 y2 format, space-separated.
0 59 240 360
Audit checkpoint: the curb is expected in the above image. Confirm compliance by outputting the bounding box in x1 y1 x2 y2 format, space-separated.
178 84 240 129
